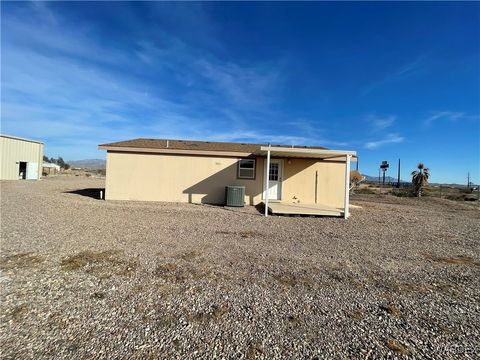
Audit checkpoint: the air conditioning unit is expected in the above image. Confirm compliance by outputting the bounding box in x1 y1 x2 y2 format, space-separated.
225 186 245 207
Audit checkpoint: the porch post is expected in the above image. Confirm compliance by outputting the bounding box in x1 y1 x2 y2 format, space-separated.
264 146 271 217
344 154 351 219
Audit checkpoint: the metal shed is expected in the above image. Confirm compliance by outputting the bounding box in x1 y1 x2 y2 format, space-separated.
0 134 44 180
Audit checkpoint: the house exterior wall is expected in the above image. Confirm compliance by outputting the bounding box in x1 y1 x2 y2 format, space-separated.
105 151 347 208
105 151 265 205
282 158 346 208
0 135 43 180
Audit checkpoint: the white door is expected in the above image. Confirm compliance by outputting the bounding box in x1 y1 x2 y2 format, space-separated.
26 162 38 180
264 159 282 200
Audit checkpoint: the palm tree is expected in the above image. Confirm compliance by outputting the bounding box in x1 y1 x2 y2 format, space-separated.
411 163 430 197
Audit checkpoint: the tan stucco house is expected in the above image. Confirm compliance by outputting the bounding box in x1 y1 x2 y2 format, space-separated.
99 138 357 218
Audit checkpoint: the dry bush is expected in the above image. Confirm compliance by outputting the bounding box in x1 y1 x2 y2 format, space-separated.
355 187 376 195
346 309 364 321
380 304 402 317
386 338 412 355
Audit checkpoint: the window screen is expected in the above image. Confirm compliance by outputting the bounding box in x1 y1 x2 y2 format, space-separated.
238 159 256 179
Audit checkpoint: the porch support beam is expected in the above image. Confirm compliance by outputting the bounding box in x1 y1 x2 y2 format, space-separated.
264 146 271 217
344 154 351 219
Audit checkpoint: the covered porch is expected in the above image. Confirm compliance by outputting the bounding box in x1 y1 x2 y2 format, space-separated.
256 145 357 219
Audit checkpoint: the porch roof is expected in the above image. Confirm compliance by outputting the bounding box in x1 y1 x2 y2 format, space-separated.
256 146 357 160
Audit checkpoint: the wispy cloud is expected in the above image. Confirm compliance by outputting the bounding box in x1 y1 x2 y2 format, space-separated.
423 111 478 127
366 114 396 132
362 56 426 96
1 2 360 159
364 133 405 149
0 3 298 158
206 131 309 145
197 59 282 107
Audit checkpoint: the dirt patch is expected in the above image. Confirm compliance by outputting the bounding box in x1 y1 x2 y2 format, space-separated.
386 338 412 355
60 250 136 276
1 252 44 270
186 304 229 323
91 292 106 300
424 254 479 266
174 251 200 262
9 304 29 320
388 281 461 297
154 262 209 283
272 272 315 288
326 268 364 289
154 263 185 282
246 342 264 359
216 230 264 238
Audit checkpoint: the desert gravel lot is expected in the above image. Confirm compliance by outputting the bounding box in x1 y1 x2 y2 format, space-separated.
1 177 479 359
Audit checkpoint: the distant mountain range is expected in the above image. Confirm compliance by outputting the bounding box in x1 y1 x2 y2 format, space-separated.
68 159 106 169
361 174 475 187
362 174 405 183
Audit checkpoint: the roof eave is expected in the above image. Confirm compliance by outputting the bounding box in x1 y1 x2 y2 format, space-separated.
98 145 254 157
258 146 357 159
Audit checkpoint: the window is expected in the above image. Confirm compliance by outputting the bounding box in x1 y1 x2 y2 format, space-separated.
269 162 279 181
238 159 256 179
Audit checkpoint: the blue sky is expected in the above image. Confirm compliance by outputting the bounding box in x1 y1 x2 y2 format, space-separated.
1 2 479 183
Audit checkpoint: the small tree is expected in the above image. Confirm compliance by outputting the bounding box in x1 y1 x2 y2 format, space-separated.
350 170 365 191
57 157 65 168
43 155 49 162
411 163 430 197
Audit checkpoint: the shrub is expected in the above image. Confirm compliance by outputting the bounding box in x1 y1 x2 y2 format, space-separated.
391 188 413 197
355 188 376 194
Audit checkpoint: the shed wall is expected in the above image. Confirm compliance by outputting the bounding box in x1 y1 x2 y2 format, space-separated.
0 136 43 180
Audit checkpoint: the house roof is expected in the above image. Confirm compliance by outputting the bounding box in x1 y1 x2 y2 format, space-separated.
99 138 328 153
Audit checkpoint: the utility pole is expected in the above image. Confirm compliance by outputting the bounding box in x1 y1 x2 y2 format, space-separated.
397 158 401 188
467 172 470 191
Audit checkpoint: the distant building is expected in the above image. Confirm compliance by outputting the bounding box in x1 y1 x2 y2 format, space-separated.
42 162 61 175
0 134 43 180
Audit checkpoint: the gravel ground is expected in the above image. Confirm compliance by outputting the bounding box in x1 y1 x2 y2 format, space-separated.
1 177 479 359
